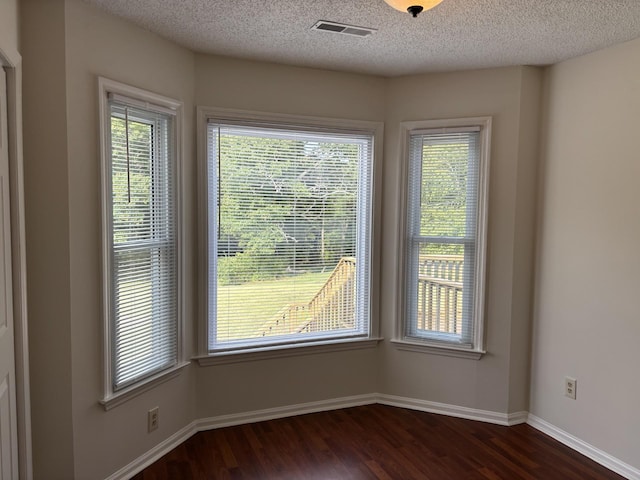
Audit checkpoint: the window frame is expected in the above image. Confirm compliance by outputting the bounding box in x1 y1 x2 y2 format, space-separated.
99 77 187 410
393 117 491 360
196 107 383 364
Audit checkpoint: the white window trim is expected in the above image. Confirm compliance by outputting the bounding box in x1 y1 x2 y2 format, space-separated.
394 116 491 359
99 361 190 411
99 77 186 409
194 337 382 366
196 106 383 362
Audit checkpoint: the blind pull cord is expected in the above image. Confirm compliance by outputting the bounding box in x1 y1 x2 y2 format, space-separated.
125 106 132 203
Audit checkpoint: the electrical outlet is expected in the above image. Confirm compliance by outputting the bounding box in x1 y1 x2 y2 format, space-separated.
148 407 159 432
565 377 577 400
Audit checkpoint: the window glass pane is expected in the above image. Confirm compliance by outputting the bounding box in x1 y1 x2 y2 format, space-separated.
406 128 483 347
208 124 372 350
414 243 467 336
420 137 475 238
108 102 177 390
111 115 153 242
113 248 176 385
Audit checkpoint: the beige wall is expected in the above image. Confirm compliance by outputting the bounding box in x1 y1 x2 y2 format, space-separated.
21 1 74 477
21 2 544 476
64 1 198 478
195 54 386 121
23 3 386 477
0 0 19 55
531 36 640 469
194 54 385 418
26 0 640 478
508 67 542 412
379 67 541 413
22 0 197 478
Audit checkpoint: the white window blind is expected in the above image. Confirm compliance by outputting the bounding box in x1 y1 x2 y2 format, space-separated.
405 125 487 348
206 122 373 351
106 100 178 390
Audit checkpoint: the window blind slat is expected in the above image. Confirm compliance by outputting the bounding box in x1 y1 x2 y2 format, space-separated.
207 123 373 351
108 101 178 390
405 129 484 346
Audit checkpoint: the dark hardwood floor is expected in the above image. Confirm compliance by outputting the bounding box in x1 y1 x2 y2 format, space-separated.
131 404 624 479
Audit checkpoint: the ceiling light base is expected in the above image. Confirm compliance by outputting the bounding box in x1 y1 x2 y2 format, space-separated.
383 0 444 17
407 5 424 17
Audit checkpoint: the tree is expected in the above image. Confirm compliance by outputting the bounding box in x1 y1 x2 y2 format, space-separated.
111 116 154 244
215 131 360 285
420 141 471 256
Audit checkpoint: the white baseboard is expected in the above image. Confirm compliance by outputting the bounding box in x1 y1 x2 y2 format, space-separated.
377 393 528 426
195 393 378 431
527 414 640 480
104 395 635 480
104 394 377 480
104 421 198 480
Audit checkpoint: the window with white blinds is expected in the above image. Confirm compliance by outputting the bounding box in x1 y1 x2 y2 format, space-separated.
102 87 180 393
205 121 374 352
404 119 490 352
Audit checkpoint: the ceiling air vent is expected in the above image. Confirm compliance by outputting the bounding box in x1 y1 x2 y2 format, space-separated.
311 21 377 38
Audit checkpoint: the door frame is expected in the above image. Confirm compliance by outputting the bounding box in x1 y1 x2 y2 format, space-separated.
0 41 33 480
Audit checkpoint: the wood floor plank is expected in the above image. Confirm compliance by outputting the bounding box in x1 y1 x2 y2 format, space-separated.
131 405 625 479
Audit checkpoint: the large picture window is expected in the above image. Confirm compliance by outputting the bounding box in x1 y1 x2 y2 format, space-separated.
203 114 376 353
401 118 491 356
100 79 182 401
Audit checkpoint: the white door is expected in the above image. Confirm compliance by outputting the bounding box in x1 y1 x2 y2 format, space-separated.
0 67 19 480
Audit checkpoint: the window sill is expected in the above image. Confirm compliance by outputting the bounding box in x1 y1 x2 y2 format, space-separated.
194 337 383 366
100 361 191 411
391 339 485 360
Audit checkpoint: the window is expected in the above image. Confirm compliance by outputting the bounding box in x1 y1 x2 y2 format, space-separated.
399 117 490 357
100 79 183 402
201 111 378 355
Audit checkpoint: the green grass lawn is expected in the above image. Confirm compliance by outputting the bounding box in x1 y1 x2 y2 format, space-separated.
216 271 331 341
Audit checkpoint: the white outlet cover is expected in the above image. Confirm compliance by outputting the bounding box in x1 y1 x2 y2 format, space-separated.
565 377 577 400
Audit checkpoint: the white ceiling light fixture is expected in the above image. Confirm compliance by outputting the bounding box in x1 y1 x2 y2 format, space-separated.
383 0 443 17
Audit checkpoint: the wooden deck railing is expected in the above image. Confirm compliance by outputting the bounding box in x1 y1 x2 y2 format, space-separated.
259 257 356 337
417 255 464 334
259 255 464 338
258 302 310 337
298 257 356 333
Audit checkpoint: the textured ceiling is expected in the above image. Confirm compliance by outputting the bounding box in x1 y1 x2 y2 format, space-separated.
83 0 640 77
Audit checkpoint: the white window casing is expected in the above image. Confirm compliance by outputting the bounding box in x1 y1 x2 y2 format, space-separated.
394 117 491 359
196 108 383 363
99 78 187 409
